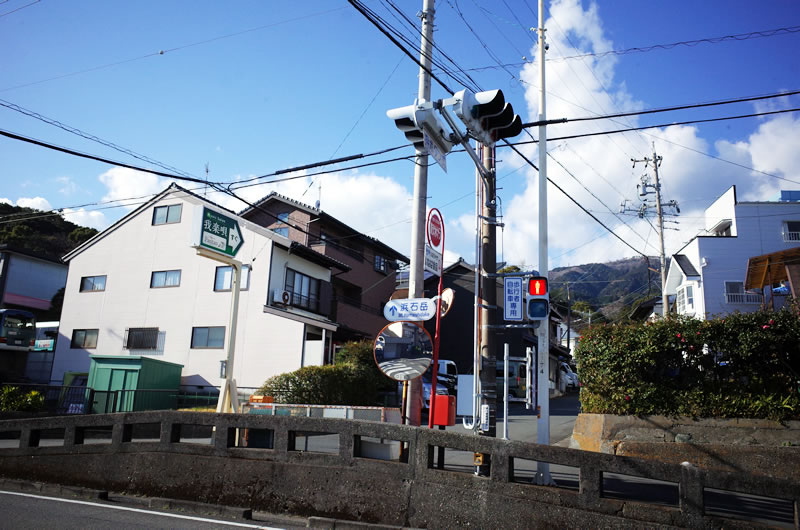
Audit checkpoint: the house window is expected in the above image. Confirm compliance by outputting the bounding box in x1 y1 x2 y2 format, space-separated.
191 326 225 349
272 212 289 238
80 275 106 292
150 269 181 288
124 327 159 350
783 221 800 242
285 268 320 312
70 329 98 349
724 281 761 304
214 265 250 291
677 285 694 313
152 204 182 225
374 255 388 274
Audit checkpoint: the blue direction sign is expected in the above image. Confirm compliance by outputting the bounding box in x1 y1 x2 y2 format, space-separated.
383 298 437 322
199 207 244 257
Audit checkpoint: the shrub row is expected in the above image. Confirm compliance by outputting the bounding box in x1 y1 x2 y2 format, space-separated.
258 340 395 406
0 386 45 412
575 304 800 421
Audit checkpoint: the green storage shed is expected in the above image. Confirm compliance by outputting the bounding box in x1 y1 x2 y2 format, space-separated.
88 355 183 413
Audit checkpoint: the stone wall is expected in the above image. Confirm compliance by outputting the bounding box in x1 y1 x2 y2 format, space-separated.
570 414 800 480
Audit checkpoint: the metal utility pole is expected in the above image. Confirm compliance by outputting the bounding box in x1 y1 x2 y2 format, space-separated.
631 144 679 318
405 0 435 426
536 0 552 485
477 143 497 474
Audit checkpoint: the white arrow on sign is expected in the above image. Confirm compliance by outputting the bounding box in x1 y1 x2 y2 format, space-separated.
383 297 438 322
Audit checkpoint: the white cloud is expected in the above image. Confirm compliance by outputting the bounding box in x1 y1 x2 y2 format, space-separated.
16 196 53 211
494 0 800 270
99 167 175 208
0 198 11 205
61 208 108 230
56 176 77 196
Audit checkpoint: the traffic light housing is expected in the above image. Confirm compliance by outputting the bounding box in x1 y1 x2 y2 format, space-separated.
451 89 523 145
386 99 453 155
526 276 549 321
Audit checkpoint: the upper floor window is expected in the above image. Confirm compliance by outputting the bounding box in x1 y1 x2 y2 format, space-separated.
151 269 181 288
783 221 800 242
272 212 289 238
214 265 250 291
724 281 761 305
676 285 694 314
152 204 182 225
80 275 106 292
285 268 320 312
191 326 225 349
70 329 98 349
124 327 159 350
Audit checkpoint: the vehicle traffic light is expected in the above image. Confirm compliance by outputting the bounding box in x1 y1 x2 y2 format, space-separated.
451 89 523 145
526 276 549 321
386 99 453 155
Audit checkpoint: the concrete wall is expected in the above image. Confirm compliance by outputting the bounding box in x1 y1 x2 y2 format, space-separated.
570 413 800 481
1 412 798 528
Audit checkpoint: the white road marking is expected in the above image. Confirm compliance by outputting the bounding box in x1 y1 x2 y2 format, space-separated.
0 490 281 529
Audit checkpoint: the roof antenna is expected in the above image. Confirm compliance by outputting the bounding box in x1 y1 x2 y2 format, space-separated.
204 163 210 197
315 181 321 210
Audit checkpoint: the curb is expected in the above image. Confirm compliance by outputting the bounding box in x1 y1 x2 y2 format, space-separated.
147 497 252 520
308 516 419 529
0 478 108 500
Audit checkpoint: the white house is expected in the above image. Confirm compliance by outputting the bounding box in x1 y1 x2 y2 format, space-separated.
665 187 800 320
51 184 347 391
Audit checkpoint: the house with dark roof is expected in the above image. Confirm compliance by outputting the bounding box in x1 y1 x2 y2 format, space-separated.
51 184 343 389
239 192 408 347
665 186 800 319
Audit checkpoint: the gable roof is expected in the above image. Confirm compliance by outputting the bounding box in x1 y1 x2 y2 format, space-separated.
239 192 408 263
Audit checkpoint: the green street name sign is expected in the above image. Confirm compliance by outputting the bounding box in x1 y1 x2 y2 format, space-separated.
199 207 244 257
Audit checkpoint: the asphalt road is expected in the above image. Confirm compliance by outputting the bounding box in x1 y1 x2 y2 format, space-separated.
0 490 306 529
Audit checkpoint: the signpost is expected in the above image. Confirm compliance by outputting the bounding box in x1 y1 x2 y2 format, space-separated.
193 206 245 414
424 133 448 173
426 208 445 428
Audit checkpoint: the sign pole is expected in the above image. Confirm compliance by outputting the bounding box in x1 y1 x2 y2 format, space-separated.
427 208 445 428
216 261 241 414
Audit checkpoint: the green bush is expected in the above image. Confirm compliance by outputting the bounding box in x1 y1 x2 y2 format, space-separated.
258 340 395 406
575 304 800 421
0 386 45 412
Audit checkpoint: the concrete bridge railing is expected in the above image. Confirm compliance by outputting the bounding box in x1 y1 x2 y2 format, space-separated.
0 411 797 528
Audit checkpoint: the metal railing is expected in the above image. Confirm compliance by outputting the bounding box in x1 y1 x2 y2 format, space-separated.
725 292 763 304
0 383 91 415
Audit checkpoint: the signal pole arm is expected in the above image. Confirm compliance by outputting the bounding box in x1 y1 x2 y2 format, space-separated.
437 103 492 185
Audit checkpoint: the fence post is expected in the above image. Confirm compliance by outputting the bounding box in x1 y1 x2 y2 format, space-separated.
679 461 704 524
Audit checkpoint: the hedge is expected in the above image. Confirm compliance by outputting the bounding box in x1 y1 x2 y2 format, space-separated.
575 303 800 421
257 340 395 406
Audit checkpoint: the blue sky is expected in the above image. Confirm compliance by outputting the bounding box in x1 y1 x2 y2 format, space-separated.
2 0 799 270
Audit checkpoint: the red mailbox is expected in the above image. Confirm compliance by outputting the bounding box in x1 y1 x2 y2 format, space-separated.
432 394 456 426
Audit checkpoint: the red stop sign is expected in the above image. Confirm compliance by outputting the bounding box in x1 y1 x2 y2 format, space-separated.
427 211 443 249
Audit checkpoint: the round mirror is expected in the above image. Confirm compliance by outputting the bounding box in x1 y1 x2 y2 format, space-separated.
373 321 433 381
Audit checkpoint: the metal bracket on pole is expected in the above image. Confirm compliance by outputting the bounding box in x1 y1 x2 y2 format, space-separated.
436 102 492 186
477 303 498 310
485 323 540 330
478 214 504 227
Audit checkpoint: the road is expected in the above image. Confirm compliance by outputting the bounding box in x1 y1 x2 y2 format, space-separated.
0 490 306 529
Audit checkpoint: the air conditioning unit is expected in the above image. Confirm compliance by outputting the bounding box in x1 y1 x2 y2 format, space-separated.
273 289 291 305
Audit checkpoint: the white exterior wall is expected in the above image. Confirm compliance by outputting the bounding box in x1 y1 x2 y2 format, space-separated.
692 194 800 318
52 189 333 390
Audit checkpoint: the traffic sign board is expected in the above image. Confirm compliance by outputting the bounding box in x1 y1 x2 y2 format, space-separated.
424 245 442 276
427 209 443 251
383 297 438 321
198 207 244 257
424 132 448 173
503 277 524 321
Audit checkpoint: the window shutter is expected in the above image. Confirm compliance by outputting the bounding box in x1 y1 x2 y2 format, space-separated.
319 281 333 317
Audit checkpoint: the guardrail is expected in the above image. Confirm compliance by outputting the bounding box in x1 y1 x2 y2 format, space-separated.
0 411 796 528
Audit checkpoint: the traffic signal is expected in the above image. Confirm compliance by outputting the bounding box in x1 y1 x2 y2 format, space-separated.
451 89 523 145
386 99 453 155
526 276 549 321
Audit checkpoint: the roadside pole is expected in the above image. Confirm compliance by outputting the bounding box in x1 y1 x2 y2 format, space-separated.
536 0 553 485
406 0 435 427
477 143 497 475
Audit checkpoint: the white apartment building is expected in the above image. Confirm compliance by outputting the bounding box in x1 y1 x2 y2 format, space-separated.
51 184 345 390
665 187 800 320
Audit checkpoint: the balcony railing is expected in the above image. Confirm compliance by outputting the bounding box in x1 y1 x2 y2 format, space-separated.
783 231 800 242
725 292 762 304
287 291 321 313
335 295 381 316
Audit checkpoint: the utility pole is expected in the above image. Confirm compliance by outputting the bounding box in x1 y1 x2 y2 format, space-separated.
565 282 571 353
477 143 497 474
405 0 435 426
630 144 679 318
536 0 552 485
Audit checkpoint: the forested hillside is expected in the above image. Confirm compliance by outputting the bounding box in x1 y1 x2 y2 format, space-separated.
0 204 97 261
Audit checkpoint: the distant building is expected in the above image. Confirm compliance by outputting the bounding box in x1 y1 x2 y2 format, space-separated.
239 192 408 348
0 244 67 320
51 184 345 390
665 187 800 319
